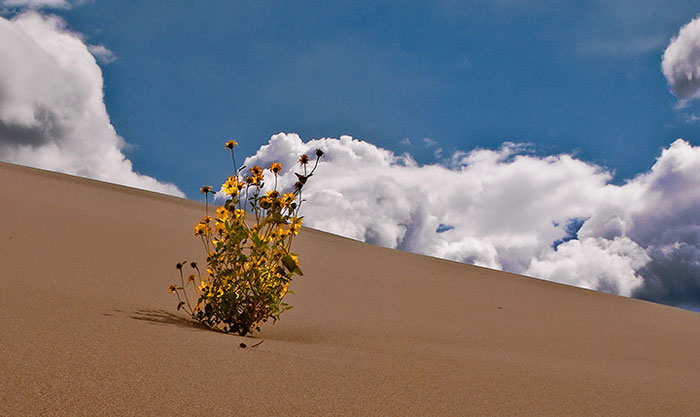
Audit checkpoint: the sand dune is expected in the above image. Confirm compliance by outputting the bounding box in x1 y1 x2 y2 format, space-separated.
1 161 698 416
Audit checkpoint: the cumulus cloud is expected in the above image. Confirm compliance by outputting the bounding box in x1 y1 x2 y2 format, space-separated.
662 16 700 101
0 12 183 196
243 133 700 307
527 237 650 296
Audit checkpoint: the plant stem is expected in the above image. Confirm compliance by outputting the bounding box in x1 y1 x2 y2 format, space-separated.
177 269 194 315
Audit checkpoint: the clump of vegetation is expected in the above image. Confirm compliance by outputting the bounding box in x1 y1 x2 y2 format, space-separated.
169 140 323 336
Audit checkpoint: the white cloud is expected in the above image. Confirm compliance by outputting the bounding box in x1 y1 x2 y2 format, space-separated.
422 137 442 159
662 16 700 101
242 133 700 307
0 12 183 196
579 35 668 58
87 43 116 64
685 113 700 124
527 237 649 296
422 137 438 148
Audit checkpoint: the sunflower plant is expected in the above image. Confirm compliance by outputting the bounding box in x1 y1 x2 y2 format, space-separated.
169 140 323 336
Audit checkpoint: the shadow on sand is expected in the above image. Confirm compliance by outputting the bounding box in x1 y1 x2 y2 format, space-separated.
129 310 268 347
130 309 212 332
123 310 296 348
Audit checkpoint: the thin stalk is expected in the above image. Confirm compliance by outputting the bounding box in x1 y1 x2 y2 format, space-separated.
193 264 203 288
179 267 194 314
230 148 237 174
173 290 192 316
200 234 210 257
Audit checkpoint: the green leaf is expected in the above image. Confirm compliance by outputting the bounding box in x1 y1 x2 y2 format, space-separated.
269 212 284 224
281 254 303 275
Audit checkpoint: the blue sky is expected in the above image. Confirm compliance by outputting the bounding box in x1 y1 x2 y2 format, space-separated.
51 0 700 196
1 0 700 308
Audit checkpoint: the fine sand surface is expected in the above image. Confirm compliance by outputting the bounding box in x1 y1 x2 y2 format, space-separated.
1 161 699 416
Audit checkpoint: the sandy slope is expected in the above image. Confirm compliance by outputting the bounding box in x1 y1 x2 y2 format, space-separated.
0 161 698 416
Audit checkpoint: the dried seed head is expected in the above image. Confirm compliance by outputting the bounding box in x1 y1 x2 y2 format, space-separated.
295 173 308 184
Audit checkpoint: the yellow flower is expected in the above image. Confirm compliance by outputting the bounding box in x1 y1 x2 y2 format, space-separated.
202 215 212 224
222 177 240 196
270 162 282 174
215 222 226 235
289 216 303 234
225 139 237 149
251 166 264 182
299 154 309 165
187 274 196 283
234 209 245 219
280 282 290 298
274 226 290 239
168 284 177 293
216 206 229 219
281 192 295 208
200 185 212 194
194 222 210 236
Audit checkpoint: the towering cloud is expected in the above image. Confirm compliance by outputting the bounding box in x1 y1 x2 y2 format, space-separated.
0 12 183 196
662 16 700 101
243 133 700 307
